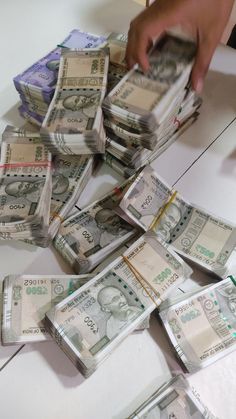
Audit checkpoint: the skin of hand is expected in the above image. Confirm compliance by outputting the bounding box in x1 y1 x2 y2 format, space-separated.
126 0 235 92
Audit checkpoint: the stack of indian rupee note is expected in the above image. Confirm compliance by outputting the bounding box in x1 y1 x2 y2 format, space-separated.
1 274 92 344
0 126 52 246
41 46 109 154
53 176 139 273
45 231 192 376
106 32 128 93
159 275 236 374
127 374 217 419
119 165 236 277
102 33 202 177
14 29 106 127
0 126 94 244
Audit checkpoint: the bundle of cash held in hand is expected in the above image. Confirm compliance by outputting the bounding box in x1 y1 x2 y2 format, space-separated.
119 165 236 276
127 374 217 419
46 231 191 376
14 29 106 126
102 33 201 177
159 275 236 373
1 274 92 345
103 34 196 131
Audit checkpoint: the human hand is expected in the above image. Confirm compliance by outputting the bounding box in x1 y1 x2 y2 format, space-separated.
126 0 234 92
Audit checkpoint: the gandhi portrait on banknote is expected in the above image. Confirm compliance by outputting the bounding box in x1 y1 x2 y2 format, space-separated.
45 60 60 87
148 56 179 84
46 60 60 72
156 203 181 242
217 283 236 327
97 285 142 340
95 208 132 248
5 179 44 201
52 173 69 195
63 92 100 118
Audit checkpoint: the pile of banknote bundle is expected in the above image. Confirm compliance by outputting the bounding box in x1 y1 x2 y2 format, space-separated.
106 32 128 93
1 126 94 244
45 231 191 376
1 274 92 344
41 47 109 154
102 34 202 177
14 29 106 127
53 176 138 273
119 165 236 276
159 275 236 373
127 374 217 418
0 126 52 246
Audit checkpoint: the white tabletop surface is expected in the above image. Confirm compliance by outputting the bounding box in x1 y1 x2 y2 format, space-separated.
0 1 236 418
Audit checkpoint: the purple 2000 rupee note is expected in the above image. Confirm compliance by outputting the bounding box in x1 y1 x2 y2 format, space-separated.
14 48 62 102
59 29 106 49
14 29 107 102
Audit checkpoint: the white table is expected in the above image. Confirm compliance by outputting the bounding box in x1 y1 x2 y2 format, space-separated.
0 1 236 418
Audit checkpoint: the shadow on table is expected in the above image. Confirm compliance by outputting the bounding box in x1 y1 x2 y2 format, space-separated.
0 84 23 128
173 70 236 151
82 0 142 34
24 341 86 387
148 314 183 375
0 239 37 255
219 148 236 177
2 103 22 128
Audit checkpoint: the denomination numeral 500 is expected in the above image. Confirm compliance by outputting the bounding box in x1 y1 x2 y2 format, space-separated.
84 316 98 333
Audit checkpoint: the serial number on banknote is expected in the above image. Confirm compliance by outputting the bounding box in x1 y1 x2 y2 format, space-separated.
24 279 47 285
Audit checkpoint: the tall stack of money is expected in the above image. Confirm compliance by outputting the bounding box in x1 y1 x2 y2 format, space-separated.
53 177 139 274
14 29 106 126
159 276 236 373
2 126 94 243
1 274 92 345
105 33 128 93
45 231 192 376
119 165 236 276
102 34 202 177
127 374 217 418
0 127 52 246
41 47 109 154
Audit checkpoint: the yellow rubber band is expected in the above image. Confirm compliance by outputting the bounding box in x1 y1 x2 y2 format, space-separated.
51 212 64 223
150 190 178 232
122 255 161 307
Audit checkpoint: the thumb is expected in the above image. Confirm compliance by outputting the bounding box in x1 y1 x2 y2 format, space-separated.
191 37 217 93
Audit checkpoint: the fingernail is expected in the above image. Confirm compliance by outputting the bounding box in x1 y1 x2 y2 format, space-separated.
195 78 203 94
